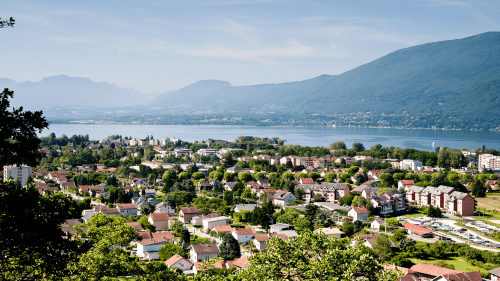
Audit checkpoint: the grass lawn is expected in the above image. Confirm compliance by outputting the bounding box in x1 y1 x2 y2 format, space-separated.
474 196 500 213
409 256 488 275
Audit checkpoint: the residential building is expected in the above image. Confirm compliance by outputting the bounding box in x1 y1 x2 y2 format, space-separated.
116 203 139 216
155 202 175 214
232 228 257 244
313 227 342 238
196 148 219 156
269 223 294 233
179 207 200 223
165 253 193 271
203 216 229 232
148 213 170 231
490 266 500 281
272 191 296 206
446 191 475 216
232 204 256 212
348 206 369 221
479 154 500 170
397 180 414 190
400 159 423 171
136 233 173 260
299 182 350 203
3 165 32 186
409 263 481 281
356 233 395 249
406 186 424 204
188 244 220 262
370 218 385 231
252 235 270 250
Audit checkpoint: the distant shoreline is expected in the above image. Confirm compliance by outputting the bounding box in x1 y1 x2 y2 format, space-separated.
46 121 498 132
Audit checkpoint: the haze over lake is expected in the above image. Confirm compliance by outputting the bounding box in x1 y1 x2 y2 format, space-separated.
41 124 500 151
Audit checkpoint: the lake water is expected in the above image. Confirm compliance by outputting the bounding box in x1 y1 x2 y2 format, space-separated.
41 124 500 151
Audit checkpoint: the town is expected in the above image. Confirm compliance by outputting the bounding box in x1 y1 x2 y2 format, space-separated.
4 133 500 280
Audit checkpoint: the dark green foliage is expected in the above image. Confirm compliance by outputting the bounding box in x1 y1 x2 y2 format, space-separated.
158 243 186 261
0 88 48 168
219 233 241 260
353 220 364 234
0 181 84 279
140 202 155 216
471 180 487 197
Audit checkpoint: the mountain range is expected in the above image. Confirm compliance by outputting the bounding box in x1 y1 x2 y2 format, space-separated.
2 32 500 129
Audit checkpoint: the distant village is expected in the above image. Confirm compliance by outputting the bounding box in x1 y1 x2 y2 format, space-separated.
4 134 500 280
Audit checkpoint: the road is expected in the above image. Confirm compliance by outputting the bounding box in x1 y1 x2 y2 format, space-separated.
187 226 220 244
62 191 104 206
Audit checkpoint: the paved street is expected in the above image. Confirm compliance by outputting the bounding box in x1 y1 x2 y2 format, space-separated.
62 191 104 206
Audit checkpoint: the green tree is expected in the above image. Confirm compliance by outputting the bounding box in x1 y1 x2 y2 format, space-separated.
192 172 205 180
158 243 186 261
353 220 364 233
0 88 49 168
352 142 365 152
0 181 83 280
324 172 337 183
138 215 156 232
140 202 156 216
236 231 400 281
341 221 354 236
329 141 347 150
238 172 252 183
218 233 241 260
209 171 223 181
471 180 487 197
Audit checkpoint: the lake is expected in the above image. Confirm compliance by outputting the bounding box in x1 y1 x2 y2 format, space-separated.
41 124 500 151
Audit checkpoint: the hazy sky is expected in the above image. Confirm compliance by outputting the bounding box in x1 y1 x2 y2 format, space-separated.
1 0 499 94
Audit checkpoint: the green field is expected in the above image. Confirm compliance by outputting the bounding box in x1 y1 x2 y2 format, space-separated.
409 256 488 276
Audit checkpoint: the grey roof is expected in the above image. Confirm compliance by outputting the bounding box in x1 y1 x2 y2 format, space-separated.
189 244 220 254
313 202 349 211
489 267 500 277
227 166 245 172
408 186 424 193
383 190 403 198
447 191 469 201
273 191 294 200
234 204 256 211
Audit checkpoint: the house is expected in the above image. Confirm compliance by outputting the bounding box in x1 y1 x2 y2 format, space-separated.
410 263 481 281
313 227 342 238
188 244 220 262
370 218 385 231
257 179 271 188
299 182 351 203
252 235 270 250
398 180 414 190
99 207 120 216
490 266 500 281
233 256 249 269
60 182 76 190
274 230 299 239
224 182 236 191
299 178 315 184
213 225 233 241
165 253 193 271
179 207 200 223
361 187 378 199
131 178 148 187
155 202 176 214
127 222 144 231
348 206 369 221
193 260 224 274
269 223 294 233
136 234 172 260
203 216 230 232
116 203 139 216
233 204 256 212
272 191 296 206
232 228 257 244
148 213 170 231
355 233 395 248
190 213 216 226
144 189 156 198
371 195 394 214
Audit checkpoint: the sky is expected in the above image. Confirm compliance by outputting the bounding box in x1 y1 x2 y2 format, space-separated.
1 0 499 95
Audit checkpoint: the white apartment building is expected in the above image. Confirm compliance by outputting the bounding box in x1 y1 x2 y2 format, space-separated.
3 165 33 186
218 148 244 158
400 159 423 171
196 148 219 156
171 148 193 158
478 154 500 170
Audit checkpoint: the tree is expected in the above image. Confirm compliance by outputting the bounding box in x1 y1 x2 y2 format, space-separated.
158 243 186 261
352 142 365 152
324 172 337 183
238 172 252 183
0 88 49 168
0 17 15 28
305 204 319 222
192 172 205 180
0 181 83 280
353 220 364 233
236 231 400 281
218 233 241 260
329 141 347 150
138 215 156 232
471 180 487 197
372 235 394 263
140 202 155 216
209 171 223 181
312 209 335 228
397 238 416 252
313 193 326 202
341 221 354 236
